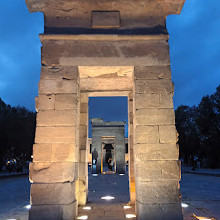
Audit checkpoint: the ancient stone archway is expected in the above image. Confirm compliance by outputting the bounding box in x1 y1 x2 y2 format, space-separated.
26 0 185 219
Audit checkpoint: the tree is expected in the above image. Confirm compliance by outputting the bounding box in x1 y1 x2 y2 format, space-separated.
0 98 36 171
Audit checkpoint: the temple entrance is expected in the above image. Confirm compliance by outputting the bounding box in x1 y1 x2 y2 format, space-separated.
101 139 116 173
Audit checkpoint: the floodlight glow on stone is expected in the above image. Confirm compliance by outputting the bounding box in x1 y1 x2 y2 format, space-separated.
193 214 214 220
92 174 98 176
77 216 88 220
123 205 132 209
126 214 136 218
101 196 115 200
181 203 188 208
24 204 31 209
83 206 91 210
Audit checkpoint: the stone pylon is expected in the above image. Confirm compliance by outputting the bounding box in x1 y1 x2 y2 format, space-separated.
25 0 186 219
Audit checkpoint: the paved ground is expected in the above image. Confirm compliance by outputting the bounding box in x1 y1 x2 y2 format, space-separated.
0 172 220 220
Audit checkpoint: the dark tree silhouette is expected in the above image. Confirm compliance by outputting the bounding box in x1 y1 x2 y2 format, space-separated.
0 98 36 171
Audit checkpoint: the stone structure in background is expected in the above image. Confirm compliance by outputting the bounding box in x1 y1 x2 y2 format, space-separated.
91 118 126 174
26 0 185 219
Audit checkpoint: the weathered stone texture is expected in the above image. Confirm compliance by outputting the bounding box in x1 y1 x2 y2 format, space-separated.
134 66 171 79
55 94 78 110
92 11 120 28
30 162 78 183
135 160 181 181
135 180 180 203
39 79 78 94
31 182 75 205
29 202 77 220
51 143 77 162
41 40 170 66
159 125 178 143
33 144 52 162
135 93 160 108
135 79 174 94
135 144 179 161
136 202 183 220
136 126 159 144
40 66 79 80
35 126 76 143
35 94 55 111
37 110 77 126
135 108 175 125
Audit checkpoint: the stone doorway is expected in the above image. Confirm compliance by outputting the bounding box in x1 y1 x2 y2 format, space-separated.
26 0 186 218
102 139 116 174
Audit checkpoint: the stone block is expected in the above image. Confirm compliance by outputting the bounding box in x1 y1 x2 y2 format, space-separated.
29 201 77 220
134 66 171 79
136 202 183 220
37 110 77 126
51 143 77 162
35 94 55 111
80 77 133 92
136 126 159 144
33 144 52 162
79 137 87 150
29 162 78 183
135 143 179 161
160 92 174 108
135 79 173 94
135 180 180 203
79 162 88 177
135 93 160 108
159 125 178 143
80 102 88 113
79 125 87 138
39 79 78 94
31 182 75 205
55 94 78 110
40 66 79 80
135 160 181 181
35 126 76 143
92 11 120 28
80 113 88 125
135 108 175 125
80 149 87 162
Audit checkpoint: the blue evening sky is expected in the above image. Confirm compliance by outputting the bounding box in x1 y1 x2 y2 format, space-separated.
0 0 220 137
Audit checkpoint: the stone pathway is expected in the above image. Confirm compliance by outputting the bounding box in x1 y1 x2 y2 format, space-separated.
77 203 136 220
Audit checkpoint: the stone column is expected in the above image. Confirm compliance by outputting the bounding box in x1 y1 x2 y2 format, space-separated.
133 65 183 220
91 131 102 174
77 92 88 205
128 93 136 204
115 128 126 174
29 66 80 220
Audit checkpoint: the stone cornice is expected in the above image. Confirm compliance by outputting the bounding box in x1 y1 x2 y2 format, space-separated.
39 34 169 42
25 0 185 16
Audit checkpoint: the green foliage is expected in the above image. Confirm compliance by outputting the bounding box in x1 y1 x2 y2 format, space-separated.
176 85 220 168
0 98 36 171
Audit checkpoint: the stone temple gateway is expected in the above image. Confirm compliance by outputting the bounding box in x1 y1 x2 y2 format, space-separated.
26 0 186 219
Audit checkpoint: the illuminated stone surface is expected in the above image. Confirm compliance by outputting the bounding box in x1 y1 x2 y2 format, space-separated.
25 0 186 219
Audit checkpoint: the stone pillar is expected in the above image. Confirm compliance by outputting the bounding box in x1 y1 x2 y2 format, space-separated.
77 92 88 205
115 129 126 174
128 93 136 204
29 66 80 220
133 65 183 220
91 134 102 174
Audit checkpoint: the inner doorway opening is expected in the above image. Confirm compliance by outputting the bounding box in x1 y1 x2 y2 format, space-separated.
101 137 116 173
